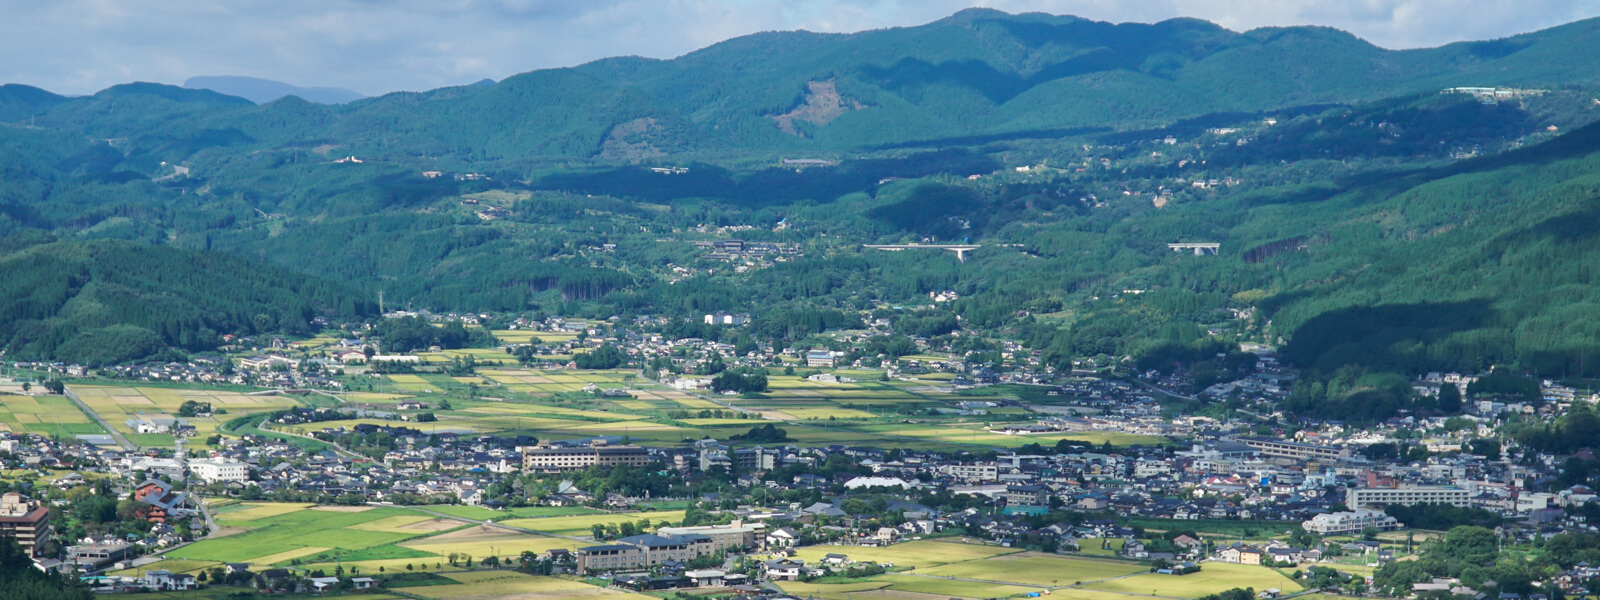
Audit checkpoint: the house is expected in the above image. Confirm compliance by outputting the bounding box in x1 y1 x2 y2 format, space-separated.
764 559 806 581
309 576 341 592
766 527 800 548
351 577 378 590
685 569 725 587
875 527 901 544
1123 539 1149 559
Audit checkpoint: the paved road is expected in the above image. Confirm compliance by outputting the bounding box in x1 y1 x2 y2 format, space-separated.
1132 378 1197 402
395 505 593 543
62 386 136 450
255 418 365 459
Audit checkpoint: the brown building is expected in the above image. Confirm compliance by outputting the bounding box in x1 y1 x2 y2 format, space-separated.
0 492 52 557
522 444 650 472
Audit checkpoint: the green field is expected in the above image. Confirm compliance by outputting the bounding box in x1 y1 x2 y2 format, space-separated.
168 505 446 564
1085 562 1303 598
421 505 602 520
794 540 1020 569
0 394 105 438
919 552 1148 586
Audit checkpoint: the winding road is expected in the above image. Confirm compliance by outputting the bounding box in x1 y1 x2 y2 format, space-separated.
62 386 136 450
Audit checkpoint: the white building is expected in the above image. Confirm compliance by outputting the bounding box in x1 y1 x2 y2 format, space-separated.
1301 510 1402 535
189 458 248 483
1346 486 1471 509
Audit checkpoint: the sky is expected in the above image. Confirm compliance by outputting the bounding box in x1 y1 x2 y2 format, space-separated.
3 0 1597 98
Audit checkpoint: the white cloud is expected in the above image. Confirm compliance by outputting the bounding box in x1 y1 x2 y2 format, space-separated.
0 0 1594 97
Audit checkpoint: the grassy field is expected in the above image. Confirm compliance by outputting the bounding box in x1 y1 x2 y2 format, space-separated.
1086 562 1303 598
406 571 650 600
919 552 1147 586
794 540 1020 569
168 504 446 564
421 505 602 521
872 573 1043 597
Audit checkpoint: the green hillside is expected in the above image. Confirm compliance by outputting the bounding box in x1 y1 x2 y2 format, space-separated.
0 236 376 365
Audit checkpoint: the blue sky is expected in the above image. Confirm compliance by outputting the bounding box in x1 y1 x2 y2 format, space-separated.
2 0 1597 97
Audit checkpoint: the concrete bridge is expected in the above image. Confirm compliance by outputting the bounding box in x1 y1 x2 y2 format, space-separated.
864 244 981 262
1167 242 1220 256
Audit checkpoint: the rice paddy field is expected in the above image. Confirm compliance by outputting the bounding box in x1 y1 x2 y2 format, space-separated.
67 384 304 447
787 542 1298 600
1084 562 1304 598
166 504 455 565
406 571 653 600
160 502 654 579
0 394 104 438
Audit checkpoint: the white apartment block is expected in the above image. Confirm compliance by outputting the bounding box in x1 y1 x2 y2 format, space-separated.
1346 486 1471 508
189 458 249 483
1302 510 1401 535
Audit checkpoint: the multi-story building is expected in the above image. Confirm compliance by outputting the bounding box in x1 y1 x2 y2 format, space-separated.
1301 510 1403 535
522 444 651 472
1346 486 1471 509
576 533 715 572
1241 437 1350 462
189 458 249 483
0 492 51 557
942 463 999 482
655 522 762 552
806 350 835 368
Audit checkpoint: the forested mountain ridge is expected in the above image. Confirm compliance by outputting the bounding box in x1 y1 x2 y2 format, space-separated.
5 9 1600 390
6 10 1600 164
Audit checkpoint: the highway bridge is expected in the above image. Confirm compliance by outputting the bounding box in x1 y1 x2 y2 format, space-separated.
863 244 981 262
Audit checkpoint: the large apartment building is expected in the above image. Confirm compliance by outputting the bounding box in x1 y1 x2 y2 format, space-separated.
1346 486 1471 509
576 533 716 572
522 444 651 472
655 522 762 552
1302 510 1403 535
1241 437 1350 462
0 492 52 557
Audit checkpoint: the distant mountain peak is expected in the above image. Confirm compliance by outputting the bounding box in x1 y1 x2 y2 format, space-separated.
183 76 365 105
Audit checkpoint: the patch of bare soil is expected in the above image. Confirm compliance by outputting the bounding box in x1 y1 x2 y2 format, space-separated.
771 79 864 135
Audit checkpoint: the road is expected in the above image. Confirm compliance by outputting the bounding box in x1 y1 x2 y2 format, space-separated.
62 386 136 450
1132 378 1197 402
253 417 365 459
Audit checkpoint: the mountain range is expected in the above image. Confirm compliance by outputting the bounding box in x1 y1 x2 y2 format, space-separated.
183 76 366 105
4 8 1600 389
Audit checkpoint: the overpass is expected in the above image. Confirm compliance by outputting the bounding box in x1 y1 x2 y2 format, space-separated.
864 244 981 262
1168 242 1220 256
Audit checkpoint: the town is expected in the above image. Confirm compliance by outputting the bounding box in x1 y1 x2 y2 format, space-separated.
2 309 1597 600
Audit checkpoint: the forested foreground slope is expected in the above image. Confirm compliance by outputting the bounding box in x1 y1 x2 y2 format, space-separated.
0 236 375 365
